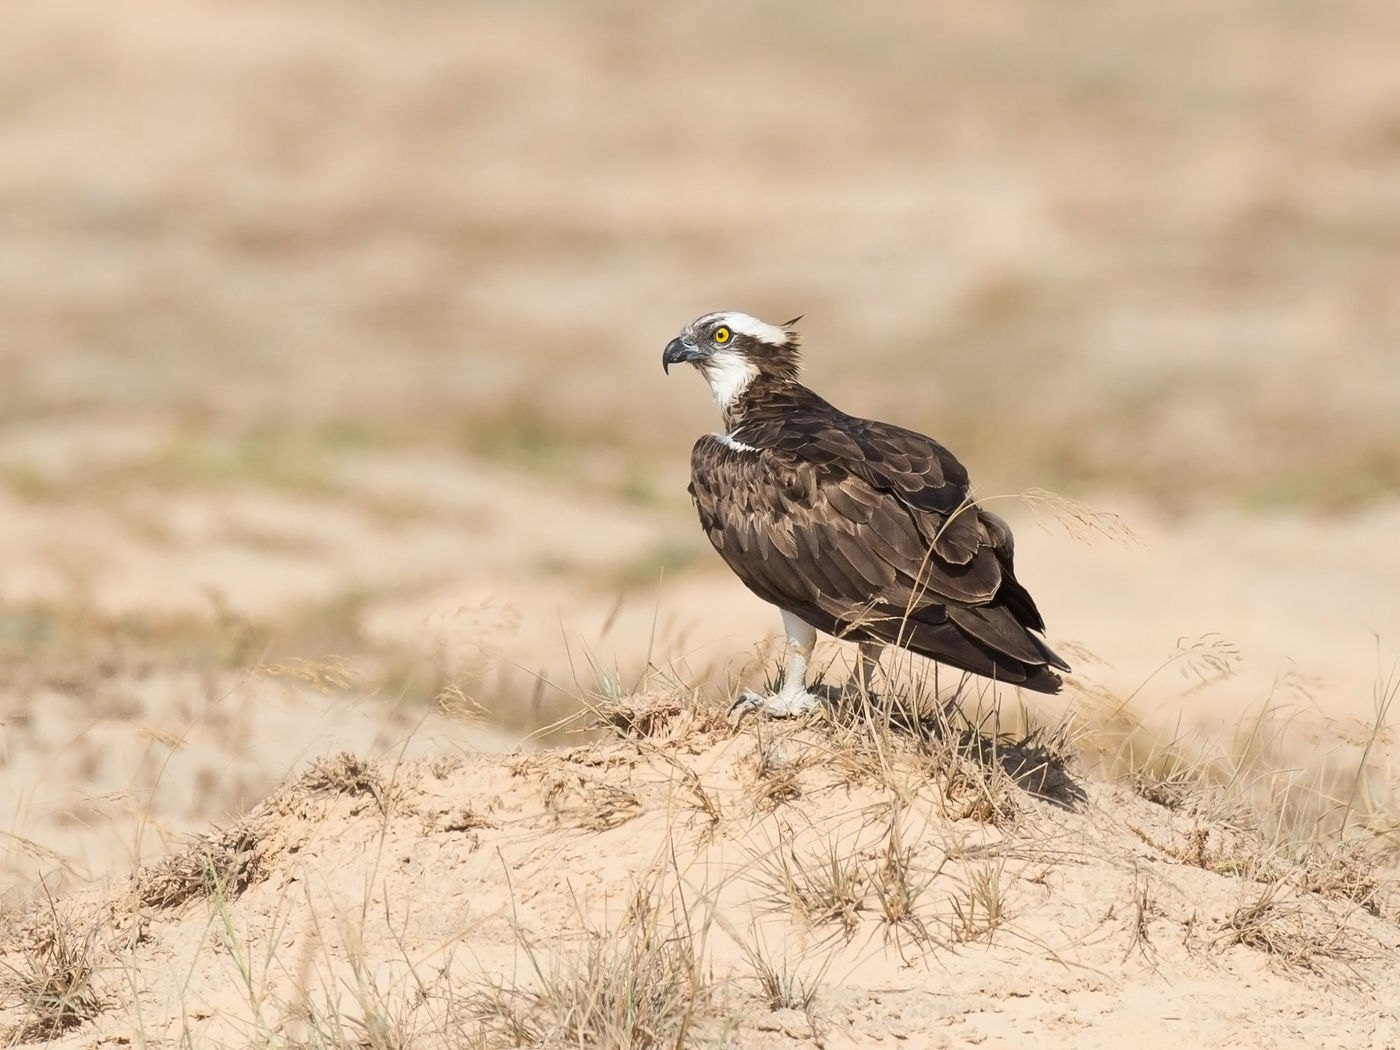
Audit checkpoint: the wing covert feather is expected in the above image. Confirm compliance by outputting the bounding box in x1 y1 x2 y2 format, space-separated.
687 409 1064 693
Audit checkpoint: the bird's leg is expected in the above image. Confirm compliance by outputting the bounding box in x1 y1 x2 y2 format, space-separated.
846 640 885 700
731 610 824 719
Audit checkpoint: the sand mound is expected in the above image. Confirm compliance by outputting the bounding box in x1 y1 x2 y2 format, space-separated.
3 695 1397 1049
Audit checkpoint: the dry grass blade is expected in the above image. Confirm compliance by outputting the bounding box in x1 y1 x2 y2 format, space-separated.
254 654 359 693
1294 842 1384 916
467 880 704 1050
436 683 489 722
1125 873 1160 960
1217 883 1369 972
0 901 100 1044
750 836 866 938
949 860 1008 943
643 746 723 834
745 742 805 812
739 940 826 1013
1337 656 1399 838
1017 487 1141 547
870 815 942 949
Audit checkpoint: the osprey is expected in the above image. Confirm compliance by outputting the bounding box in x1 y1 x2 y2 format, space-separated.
662 310 1070 717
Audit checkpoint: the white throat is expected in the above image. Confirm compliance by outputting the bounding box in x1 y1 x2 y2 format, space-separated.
702 349 757 410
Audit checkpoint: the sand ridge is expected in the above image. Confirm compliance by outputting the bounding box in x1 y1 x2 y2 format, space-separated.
2 699 1397 1048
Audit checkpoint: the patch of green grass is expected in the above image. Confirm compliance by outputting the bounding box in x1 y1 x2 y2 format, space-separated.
460 401 587 477
314 418 392 452
613 541 702 589
150 428 341 496
0 465 60 501
0 586 476 717
1238 453 1400 513
458 396 682 508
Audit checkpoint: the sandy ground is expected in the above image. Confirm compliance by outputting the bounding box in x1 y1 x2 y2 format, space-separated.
3 437 1397 895
2 1 1399 1046
3 714 1398 1049
2 448 1397 1047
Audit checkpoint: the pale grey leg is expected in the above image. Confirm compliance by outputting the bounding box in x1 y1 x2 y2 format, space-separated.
731 610 825 719
849 640 885 698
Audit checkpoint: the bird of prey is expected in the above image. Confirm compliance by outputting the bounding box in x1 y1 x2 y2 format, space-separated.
662 310 1070 717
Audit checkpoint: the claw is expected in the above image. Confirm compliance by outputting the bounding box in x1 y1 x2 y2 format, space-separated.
728 691 765 724
729 690 762 713
728 688 827 722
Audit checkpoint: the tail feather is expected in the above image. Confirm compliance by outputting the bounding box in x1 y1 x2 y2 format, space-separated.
895 619 1065 695
1032 633 1072 673
807 598 1071 695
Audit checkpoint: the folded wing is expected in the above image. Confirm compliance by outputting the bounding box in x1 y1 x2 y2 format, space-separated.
689 415 1069 693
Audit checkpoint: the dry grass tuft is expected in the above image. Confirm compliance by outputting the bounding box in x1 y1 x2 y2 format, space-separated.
949 860 1009 943
1124 872 1160 960
135 824 262 909
468 878 706 1050
0 901 100 1045
743 742 805 812
806 662 1088 821
997 716 1083 797
1129 756 1201 810
941 748 1021 826
1129 822 1262 879
750 834 867 939
739 940 825 1013
1217 883 1369 972
299 752 388 810
1179 826 1214 869
280 939 422 1050
672 762 724 833
595 694 687 738
870 813 940 948
1128 820 1392 925
1294 842 1384 916
591 690 732 742
542 770 643 832
1095 653 1400 868
952 721 1084 813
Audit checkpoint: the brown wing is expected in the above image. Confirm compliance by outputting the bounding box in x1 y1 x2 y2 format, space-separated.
689 418 1068 692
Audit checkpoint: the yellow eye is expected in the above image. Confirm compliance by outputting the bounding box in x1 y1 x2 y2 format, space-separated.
713 326 731 344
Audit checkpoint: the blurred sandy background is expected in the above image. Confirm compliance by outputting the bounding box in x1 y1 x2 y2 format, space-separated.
2 0 1399 891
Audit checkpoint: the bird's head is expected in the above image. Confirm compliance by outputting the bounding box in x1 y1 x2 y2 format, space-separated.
662 311 803 410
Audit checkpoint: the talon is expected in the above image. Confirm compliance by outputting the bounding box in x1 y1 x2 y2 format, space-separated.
729 691 764 717
728 689 827 721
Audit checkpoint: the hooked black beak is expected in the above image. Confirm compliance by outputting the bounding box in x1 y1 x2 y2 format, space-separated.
662 336 704 374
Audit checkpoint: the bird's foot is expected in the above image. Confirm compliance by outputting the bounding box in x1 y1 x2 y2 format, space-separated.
729 688 828 722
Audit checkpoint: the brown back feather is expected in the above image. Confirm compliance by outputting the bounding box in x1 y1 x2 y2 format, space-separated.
687 375 1068 692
